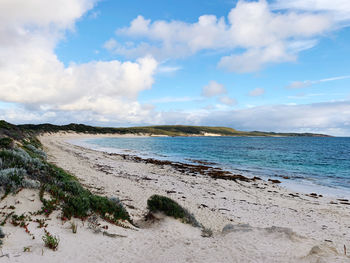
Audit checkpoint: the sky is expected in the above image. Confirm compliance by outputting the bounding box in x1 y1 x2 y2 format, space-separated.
0 0 350 135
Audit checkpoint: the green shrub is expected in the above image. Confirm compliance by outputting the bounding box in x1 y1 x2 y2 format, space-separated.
63 194 91 218
24 144 47 160
0 137 13 149
91 195 130 221
42 231 59 250
0 140 131 224
0 148 44 171
147 195 201 227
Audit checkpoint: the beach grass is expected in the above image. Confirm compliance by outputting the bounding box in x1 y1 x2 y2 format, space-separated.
0 126 131 227
147 194 201 227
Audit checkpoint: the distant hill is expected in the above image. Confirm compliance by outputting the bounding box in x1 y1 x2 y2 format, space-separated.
0 121 329 137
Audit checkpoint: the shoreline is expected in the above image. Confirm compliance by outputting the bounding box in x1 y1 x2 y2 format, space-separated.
2 132 349 262
41 134 350 257
70 134 350 199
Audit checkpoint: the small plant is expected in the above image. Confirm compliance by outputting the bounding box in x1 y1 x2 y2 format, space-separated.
23 246 31 252
88 214 101 233
0 227 5 246
42 230 59 251
201 227 213 238
35 219 47 228
70 221 77 234
0 137 13 149
147 195 201 227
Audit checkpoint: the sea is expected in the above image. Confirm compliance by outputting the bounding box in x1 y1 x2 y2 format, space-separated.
71 136 350 198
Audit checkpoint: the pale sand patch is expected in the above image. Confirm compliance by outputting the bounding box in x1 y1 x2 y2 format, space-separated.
1 133 349 262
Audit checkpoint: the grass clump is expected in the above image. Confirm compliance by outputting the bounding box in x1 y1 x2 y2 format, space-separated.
0 227 5 246
147 195 201 227
0 137 13 149
42 230 59 251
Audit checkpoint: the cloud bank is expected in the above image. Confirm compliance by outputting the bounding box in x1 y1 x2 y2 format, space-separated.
104 0 345 72
0 0 158 124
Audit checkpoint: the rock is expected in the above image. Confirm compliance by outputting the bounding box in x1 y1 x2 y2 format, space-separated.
252 176 262 181
268 179 281 184
309 193 318 198
222 224 252 234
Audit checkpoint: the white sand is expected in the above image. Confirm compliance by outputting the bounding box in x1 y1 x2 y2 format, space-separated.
1 132 349 262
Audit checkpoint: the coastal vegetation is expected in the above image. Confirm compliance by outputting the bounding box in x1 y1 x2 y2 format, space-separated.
42 230 59 250
16 121 330 137
0 121 131 249
147 194 201 227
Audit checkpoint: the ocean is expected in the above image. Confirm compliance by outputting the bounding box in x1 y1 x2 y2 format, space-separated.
72 136 350 198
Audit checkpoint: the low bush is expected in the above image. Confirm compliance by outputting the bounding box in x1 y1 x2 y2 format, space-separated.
90 195 130 222
24 144 47 160
0 139 131 225
38 167 130 222
42 231 59 251
0 137 13 149
0 148 44 172
147 195 201 227
0 168 39 192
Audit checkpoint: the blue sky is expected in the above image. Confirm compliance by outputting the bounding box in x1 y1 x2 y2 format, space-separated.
0 0 350 135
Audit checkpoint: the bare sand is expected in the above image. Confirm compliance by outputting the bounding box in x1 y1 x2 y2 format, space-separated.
1 132 350 262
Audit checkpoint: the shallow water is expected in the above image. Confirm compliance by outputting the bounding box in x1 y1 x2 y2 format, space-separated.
74 136 350 197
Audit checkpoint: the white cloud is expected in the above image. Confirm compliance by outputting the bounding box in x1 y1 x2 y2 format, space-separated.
110 0 335 72
286 81 313 89
206 101 350 136
147 96 200 104
286 75 350 89
272 0 350 23
249 88 265 96
0 0 96 30
0 0 159 124
202 81 227 97
155 101 350 136
103 38 118 51
157 65 182 73
218 96 236 106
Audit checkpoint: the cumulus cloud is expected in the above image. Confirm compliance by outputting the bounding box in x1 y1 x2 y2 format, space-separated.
0 0 158 124
201 81 227 97
107 0 337 72
249 88 265 96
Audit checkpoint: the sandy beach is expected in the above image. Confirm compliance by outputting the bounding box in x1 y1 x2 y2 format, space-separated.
1 133 350 262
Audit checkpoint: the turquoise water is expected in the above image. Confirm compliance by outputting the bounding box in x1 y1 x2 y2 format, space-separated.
77 136 350 197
